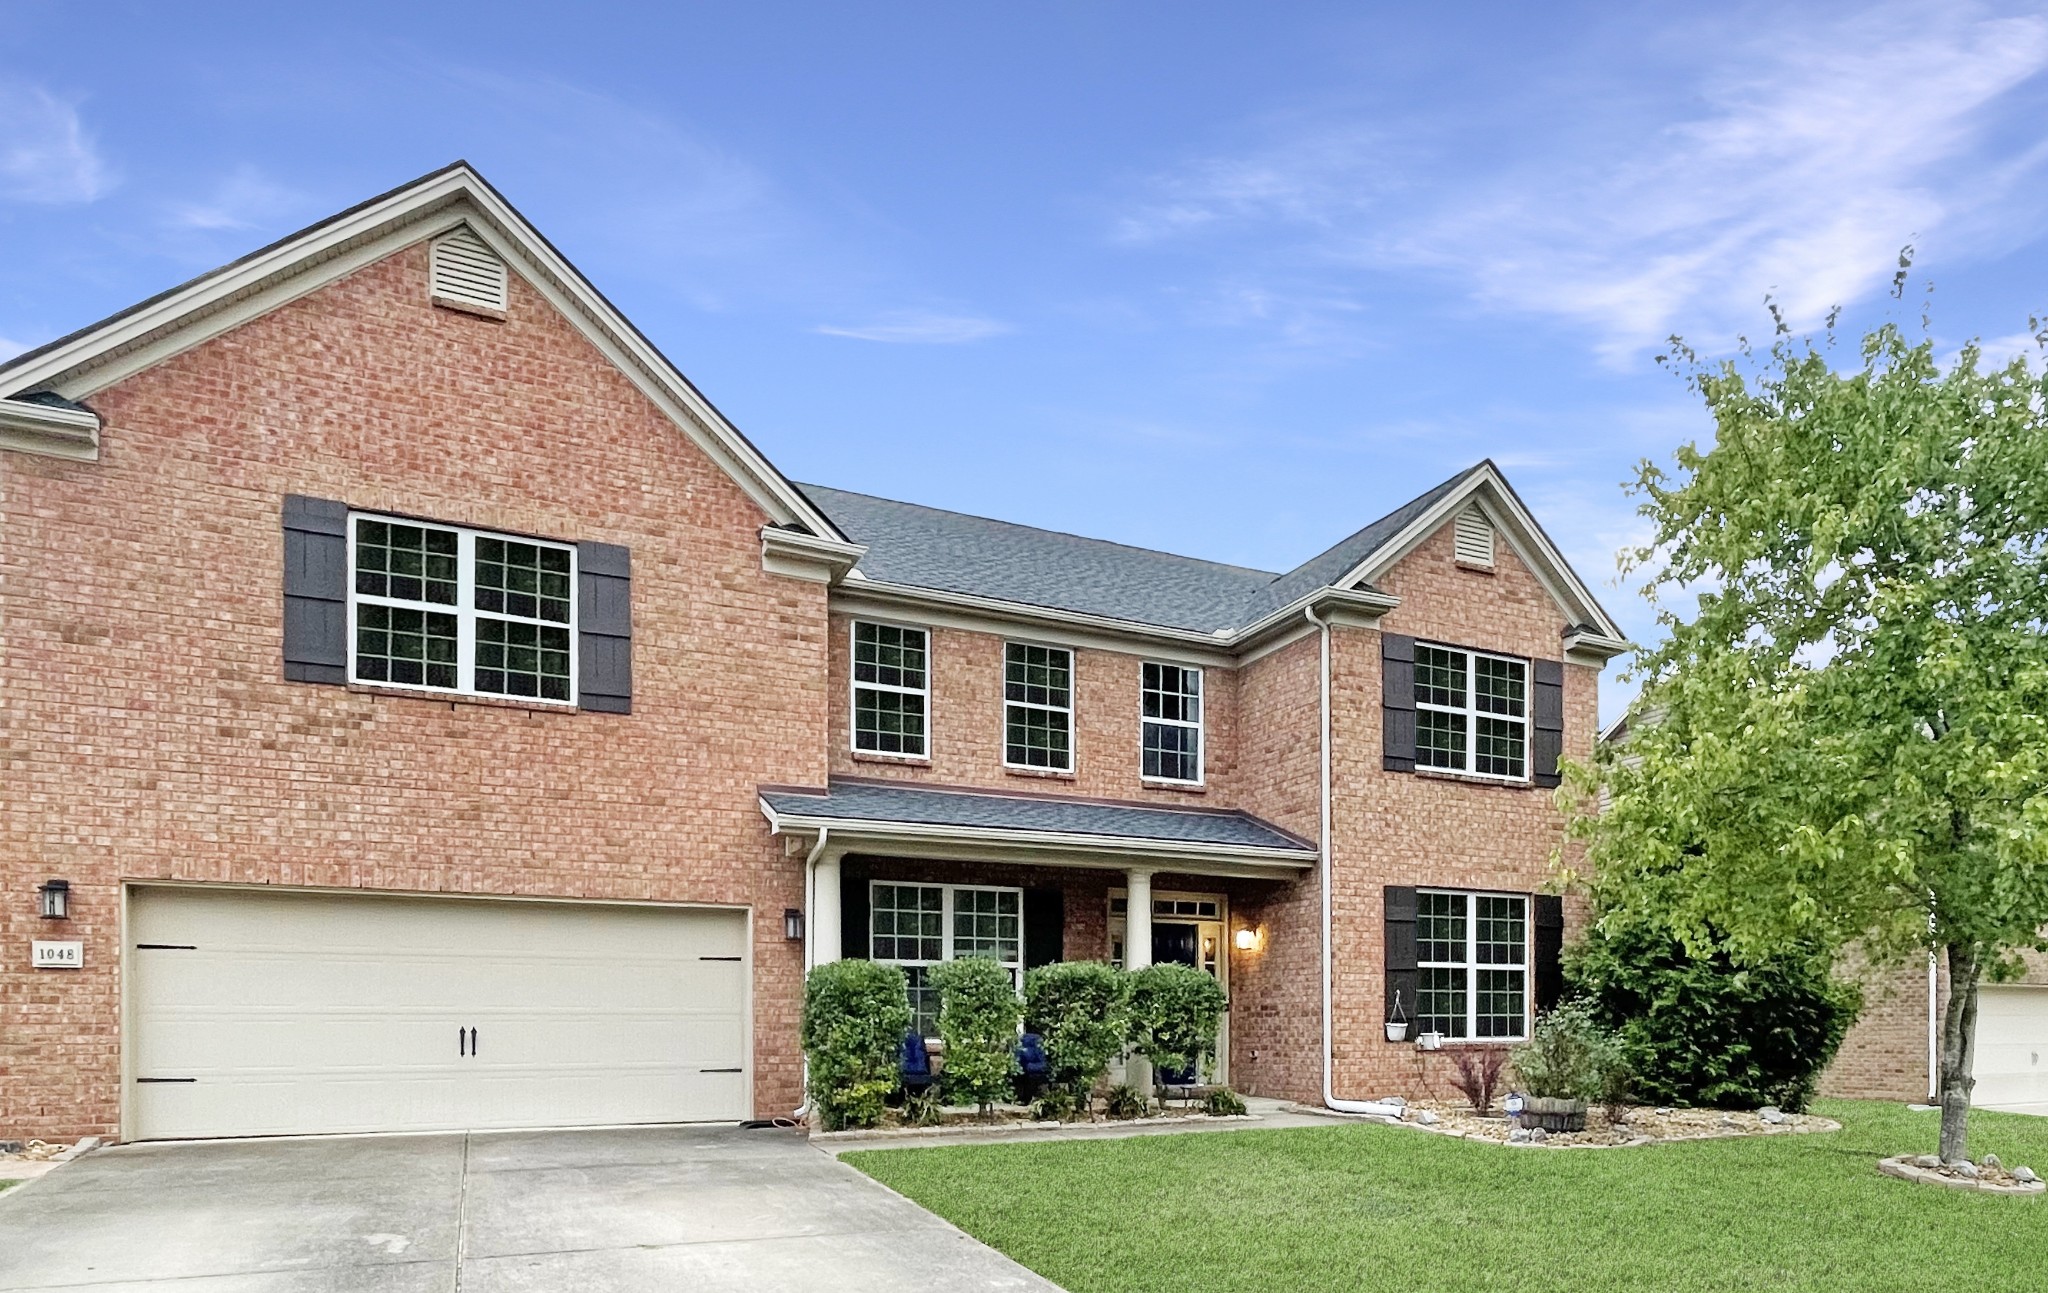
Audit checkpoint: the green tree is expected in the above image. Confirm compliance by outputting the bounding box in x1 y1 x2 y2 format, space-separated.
930 956 1023 1115
1565 314 2048 1162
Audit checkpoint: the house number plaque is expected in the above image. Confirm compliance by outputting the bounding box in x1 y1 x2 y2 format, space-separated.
31 940 83 969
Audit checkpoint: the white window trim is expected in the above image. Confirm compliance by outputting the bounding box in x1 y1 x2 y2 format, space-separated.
1002 641 1076 772
345 511 578 706
849 620 931 758
1139 661 1204 786
1415 643 1529 782
1416 889 1529 1042
869 881 1026 1034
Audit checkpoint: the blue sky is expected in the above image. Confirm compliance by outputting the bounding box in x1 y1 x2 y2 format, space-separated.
9 1 2048 721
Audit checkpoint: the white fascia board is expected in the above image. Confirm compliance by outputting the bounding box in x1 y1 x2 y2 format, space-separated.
1564 628 1633 664
761 526 866 582
0 399 100 462
1336 464 1627 642
0 164 846 543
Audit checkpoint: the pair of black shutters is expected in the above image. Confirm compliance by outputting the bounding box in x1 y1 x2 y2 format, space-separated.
1379 632 1563 787
839 873 1065 968
280 494 632 712
1384 885 1565 1026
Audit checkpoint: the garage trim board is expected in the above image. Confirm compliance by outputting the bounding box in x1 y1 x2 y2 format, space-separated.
122 885 753 1140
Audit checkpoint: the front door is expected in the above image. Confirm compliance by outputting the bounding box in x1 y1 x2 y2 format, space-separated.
1108 889 1229 1085
1153 922 1199 969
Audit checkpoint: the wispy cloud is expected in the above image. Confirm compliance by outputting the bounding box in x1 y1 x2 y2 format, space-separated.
0 83 112 204
1115 2 2048 363
167 166 306 232
816 310 1011 343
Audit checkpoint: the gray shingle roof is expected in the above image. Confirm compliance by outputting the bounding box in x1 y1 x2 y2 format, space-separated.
760 779 1315 854
798 465 1481 635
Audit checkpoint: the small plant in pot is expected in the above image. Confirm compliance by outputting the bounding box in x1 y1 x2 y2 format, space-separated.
1385 992 1411 1043
1510 1000 1624 1133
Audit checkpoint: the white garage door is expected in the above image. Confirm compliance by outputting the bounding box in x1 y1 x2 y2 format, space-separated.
1974 985 2048 1115
129 888 750 1140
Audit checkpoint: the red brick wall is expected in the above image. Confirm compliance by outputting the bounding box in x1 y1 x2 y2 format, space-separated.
0 242 829 1138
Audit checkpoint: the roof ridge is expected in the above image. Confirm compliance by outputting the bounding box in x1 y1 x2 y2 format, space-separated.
1264 462 1486 588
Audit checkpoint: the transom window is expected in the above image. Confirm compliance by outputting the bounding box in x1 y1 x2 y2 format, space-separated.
870 882 1023 1036
348 514 576 703
1004 643 1073 770
1141 662 1203 783
1415 891 1528 1040
852 622 929 756
1415 644 1527 779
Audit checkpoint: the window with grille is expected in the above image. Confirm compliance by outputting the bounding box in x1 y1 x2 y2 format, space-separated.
870 882 1023 1036
1141 662 1202 783
349 514 574 703
1415 890 1528 1040
1004 642 1073 770
1414 643 1527 779
851 622 928 756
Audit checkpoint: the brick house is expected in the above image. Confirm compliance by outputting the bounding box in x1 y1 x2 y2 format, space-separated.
0 164 1630 1142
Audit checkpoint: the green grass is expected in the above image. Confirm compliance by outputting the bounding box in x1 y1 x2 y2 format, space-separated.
845 1101 2048 1292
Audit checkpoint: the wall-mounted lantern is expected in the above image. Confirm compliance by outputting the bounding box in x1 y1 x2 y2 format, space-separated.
783 907 805 942
1233 926 1259 952
38 879 70 920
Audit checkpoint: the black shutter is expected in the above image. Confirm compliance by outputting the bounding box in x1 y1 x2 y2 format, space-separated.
282 495 349 684
577 541 632 714
840 870 870 961
1382 633 1416 772
1532 659 1564 788
1384 885 1418 1031
1023 888 1064 970
1532 893 1565 1013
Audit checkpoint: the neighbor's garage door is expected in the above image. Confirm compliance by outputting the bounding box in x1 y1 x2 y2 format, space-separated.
1974 985 2048 1116
129 888 750 1139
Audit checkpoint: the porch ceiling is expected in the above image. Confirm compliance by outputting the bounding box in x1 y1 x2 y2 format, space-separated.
758 778 1315 879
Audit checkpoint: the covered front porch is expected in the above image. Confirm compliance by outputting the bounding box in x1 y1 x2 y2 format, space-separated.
759 778 1319 1087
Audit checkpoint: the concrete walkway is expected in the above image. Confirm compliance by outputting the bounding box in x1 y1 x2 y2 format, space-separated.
0 1125 1059 1292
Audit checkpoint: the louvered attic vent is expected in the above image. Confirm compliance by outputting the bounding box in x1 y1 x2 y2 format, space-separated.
429 226 509 315
1453 506 1495 567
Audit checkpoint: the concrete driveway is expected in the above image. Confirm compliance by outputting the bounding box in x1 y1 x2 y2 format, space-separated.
0 1125 1060 1292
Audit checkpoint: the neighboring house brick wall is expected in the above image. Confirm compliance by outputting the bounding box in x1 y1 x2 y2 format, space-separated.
0 243 829 1139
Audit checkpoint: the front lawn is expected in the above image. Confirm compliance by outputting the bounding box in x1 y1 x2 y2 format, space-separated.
845 1100 2048 1292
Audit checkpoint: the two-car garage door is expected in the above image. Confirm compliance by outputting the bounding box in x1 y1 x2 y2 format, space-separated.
1975 985 2048 1116
129 888 750 1140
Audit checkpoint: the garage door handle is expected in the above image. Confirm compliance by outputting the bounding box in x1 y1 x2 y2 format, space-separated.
701 1067 742 1073
459 1026 467 1057
470 1027 478 1057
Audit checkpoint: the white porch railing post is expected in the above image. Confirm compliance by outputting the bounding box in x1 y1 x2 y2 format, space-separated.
1126 867 1153 1100
812 848 842 967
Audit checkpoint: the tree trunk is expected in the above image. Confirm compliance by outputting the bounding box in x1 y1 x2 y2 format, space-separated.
1936 942 1980 1164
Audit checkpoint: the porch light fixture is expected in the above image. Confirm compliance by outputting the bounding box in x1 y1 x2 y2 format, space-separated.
37 879 70 920
1233 927 1259 952
783 907 804 942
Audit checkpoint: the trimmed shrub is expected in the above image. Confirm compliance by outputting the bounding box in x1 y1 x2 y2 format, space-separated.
1511 999 1623 1102
930 956 1023 1115
1104 1083 1149 1120
1126 962 1229 1085
1202 1087 1248 1117
1024 961 1128 1108
801 960 911 1131
1031 1087 1079 1122
1568 922 1862 1112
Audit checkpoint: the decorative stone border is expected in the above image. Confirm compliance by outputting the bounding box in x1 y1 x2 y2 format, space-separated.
813 1112 1255 1144
1878 1156 2044 1196
1331 1107 1842 1150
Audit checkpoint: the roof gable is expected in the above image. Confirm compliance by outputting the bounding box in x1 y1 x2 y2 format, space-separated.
0 162 844 541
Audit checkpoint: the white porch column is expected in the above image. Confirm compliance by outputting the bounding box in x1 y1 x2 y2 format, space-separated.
811 847 843 969
1125 867 1154 1099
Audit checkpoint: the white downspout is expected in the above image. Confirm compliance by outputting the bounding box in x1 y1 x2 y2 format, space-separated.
1306 604 1406 1119
1927 949 1940 1105
794 826 832 1119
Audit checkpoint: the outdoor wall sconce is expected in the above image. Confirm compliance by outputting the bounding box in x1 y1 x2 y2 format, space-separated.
1233 926 1259 952
783 908 804 942
38 879 70 920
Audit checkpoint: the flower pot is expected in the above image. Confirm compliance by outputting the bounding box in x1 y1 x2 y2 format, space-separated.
1521 1096 1587 1133
1385 1021 1411 1043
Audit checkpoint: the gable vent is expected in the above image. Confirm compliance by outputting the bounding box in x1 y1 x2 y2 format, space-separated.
429 226 509 315
1453 506 1495 567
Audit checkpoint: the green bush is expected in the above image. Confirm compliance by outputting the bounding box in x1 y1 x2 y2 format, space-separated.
1126 962 1229 1085
1567 922 1862 1112
1511 999 1623 1103
801 960 911 1131
1202 1087 1248 1117
1031 1087 1079 1122
930 956 1023 1115
1103 1083 1149 1119
1024 961 1128 1108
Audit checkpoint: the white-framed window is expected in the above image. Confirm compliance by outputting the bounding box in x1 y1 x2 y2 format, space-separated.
1004 642 1073 771
851 621 929 757
1414 643 1527 779
869 881 1023 1036
348 513 576 704
1141 662 1203 783
1416 890 1528 1040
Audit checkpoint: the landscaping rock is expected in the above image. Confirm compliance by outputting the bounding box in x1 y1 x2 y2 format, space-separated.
1982 1153 2001 1170
2014 1166 2039 1184
1758 1106 1786 1125
1509 1128 1532 1143
1654 1107 1672 1116
1912 1155 1941 1168
1379 1096 1407 1108
1950 1160 1980 1179
1528 1127 1549 1143
1416 1110 1439 1126
0 1141 21 1155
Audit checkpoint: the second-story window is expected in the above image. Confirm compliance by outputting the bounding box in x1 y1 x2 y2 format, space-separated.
1414 643 1527 779
1141 662 1202 783
852 622 928 756
350 514 575 703
1004 642 1073 771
